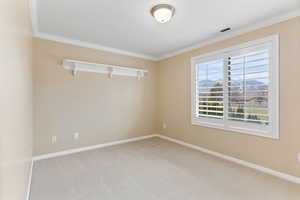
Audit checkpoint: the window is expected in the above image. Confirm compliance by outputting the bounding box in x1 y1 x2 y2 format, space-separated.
191 35 279 139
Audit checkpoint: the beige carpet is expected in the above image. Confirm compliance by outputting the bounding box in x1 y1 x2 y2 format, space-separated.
30 137 300 200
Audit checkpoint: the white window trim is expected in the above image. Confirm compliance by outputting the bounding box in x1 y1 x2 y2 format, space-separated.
191 35 279 139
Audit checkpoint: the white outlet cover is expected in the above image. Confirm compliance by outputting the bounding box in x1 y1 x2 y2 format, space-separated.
74 132 79 140
298 153 300 163
51 136 57 144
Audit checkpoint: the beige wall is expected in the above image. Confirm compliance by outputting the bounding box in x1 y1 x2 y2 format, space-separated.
0 2 298 198
158 17 300 177
32 16 300 178
0 0 33 200
34 39 159 156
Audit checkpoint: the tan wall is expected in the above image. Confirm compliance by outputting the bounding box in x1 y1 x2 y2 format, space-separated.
0 0 33 200
158 17 300 177
32 15 300 178
33 38 159 156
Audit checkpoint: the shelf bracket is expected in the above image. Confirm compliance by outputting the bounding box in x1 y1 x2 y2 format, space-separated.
72 63 78 77
109 67 114 79
137 71 144 80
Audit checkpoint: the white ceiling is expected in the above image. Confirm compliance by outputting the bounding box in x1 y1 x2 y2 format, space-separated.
33 0 300 60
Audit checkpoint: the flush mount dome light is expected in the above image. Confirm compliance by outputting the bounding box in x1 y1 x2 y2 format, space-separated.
151 4 175 23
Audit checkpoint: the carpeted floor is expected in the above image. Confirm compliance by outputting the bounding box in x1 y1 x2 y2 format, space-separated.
30 137 300 200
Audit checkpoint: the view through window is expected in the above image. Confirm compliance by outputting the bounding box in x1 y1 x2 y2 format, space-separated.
192 36 279 138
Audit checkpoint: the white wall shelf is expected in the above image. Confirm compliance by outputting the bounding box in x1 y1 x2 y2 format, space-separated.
63 59 148 80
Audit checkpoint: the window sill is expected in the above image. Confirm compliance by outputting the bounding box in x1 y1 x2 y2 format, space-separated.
191 118 279 140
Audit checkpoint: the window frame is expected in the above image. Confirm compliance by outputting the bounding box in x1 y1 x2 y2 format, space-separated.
191 35 279 139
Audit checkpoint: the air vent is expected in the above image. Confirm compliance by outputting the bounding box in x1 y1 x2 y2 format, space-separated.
220 27 231 33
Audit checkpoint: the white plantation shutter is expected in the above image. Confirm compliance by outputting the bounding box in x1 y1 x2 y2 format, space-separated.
192 36 279 139
227 47 270 125
196 59 224 119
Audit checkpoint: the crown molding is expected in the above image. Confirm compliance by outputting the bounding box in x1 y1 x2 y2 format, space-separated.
29 1 157 61
34 32 158 61
29 0 300 62
157 8 300 60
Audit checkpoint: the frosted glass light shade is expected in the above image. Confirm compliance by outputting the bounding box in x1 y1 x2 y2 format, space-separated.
151 4 175 23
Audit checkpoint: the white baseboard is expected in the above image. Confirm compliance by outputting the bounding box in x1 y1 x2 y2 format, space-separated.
26 159 33 200
32 133 300 185
156 134 300 185
33 134 157 161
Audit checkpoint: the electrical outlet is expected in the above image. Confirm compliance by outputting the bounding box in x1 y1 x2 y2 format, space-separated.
74 132 79 140
162 123 167 129
298 153 300 163
51 136 57 144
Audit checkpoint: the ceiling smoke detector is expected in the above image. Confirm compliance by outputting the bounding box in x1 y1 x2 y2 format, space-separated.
151 4 175 23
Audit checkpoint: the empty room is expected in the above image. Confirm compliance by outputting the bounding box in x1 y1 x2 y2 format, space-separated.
2 0 300 199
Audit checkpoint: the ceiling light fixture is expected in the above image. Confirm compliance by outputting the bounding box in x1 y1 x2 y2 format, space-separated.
151 4 175 23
